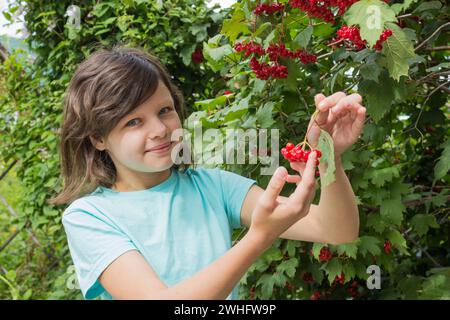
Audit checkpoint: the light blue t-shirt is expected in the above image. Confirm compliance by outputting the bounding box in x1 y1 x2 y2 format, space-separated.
62 166 256 300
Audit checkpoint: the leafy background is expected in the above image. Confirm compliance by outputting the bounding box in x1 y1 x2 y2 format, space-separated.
0 0 449 299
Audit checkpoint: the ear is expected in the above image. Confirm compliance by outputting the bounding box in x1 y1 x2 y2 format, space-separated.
89 135 106 151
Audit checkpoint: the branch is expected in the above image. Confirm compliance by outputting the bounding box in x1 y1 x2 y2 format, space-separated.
424 46 450 52
415 22 450 51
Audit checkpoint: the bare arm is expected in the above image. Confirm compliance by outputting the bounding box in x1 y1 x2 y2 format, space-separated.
100 231 271 300
240 156 359 245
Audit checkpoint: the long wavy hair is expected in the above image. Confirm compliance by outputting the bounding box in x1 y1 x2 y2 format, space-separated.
48 45 188 206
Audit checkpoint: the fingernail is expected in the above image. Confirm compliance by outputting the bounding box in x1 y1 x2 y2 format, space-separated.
310 151 317 159
319 101 326 108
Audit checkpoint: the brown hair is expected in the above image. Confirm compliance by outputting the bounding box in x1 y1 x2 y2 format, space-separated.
48 45 188 206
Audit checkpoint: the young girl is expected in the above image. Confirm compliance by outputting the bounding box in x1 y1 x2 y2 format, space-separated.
50 46 366 300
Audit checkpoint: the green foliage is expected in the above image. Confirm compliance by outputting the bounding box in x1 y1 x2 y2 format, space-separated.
0 0 227 299
194 0 450 300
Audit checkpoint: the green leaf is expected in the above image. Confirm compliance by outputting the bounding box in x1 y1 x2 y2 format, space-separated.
410 214 440 237
293 25 313 49
342 263 356 282
380 197 405 225
434 139 450 181
358 236 381 257
256 102 275 128
336 242 358 259
381 23 418 81
358 71 396 122
320 258 342 284
317 130 336 187
221 8 250 42
344 0 397 46
257 274 276 297
412 1 442 13
276 258 299 278
180 44 196 66
370 166 400 187
359 61 381 82
391 0 419 14
312 243 327 261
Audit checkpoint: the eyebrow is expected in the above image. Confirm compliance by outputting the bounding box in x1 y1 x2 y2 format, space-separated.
121 100 174 122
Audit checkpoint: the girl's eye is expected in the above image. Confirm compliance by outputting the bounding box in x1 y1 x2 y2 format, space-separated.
159 106 173 115
125 118 140 127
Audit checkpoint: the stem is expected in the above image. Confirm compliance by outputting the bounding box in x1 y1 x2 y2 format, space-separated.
300 109 321 148
415 22 450 51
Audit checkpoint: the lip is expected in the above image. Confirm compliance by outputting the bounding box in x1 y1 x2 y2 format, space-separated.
146 142 172 153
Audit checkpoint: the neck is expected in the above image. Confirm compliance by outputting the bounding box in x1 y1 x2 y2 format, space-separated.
112 168 172 192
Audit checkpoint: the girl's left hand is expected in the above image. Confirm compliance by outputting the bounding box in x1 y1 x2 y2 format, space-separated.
305 92 367 157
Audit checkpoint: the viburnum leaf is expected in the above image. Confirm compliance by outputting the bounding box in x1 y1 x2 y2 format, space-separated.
381 23 418 81
410 214 440 237
221 7 250 42
320 258 342 284
317 130 336 187
359 236 381 257
434 139 450 181
343 0 397 47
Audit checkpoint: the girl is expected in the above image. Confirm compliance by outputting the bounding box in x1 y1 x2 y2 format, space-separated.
50 46 366 300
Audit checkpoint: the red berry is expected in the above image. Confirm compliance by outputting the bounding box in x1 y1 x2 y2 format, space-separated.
384 240 392 254
310 291 321 300
319 247 333 262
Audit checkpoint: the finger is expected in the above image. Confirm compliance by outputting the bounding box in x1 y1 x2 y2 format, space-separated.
290 160 306 176
331 94 361 118
259 166 288 210
289 151 318 204
351 103 366 137
317 91 347 112
313 93 329 126
285 174 301 185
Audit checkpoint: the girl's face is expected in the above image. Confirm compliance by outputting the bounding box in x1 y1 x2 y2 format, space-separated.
91 81 182 176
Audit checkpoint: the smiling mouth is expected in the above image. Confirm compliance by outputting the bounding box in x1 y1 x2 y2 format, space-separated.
145 142 173 153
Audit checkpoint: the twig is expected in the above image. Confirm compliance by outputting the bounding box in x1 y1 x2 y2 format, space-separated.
404 233 442 267
424 46 450 52
415 22 450 51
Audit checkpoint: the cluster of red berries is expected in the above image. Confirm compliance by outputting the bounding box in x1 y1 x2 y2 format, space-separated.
234 41 265 57
284 281 296 291
234 41 316 80
302 272 315 284
289 0 358 23
289 0 389 23
249 57 288 79
335 25 393 51
373 29 393 51
281 142 322 164
267 43 317 64
310 290 321 300
253 2 285 15
332 272 346 287
191 48 203 64
347 280 360 298
319 247 333 262
384 240 392 254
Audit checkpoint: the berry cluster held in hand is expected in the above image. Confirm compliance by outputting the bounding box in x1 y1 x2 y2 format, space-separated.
253 2 285 15
281 142 322 164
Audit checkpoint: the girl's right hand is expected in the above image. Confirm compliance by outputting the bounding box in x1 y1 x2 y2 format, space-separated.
248 151 318 248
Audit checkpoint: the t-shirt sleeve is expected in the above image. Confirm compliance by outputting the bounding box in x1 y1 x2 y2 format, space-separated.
62 208 137 300
218 169 257 230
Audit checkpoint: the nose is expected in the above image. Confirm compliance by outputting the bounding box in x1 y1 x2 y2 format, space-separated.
147 117 169 140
